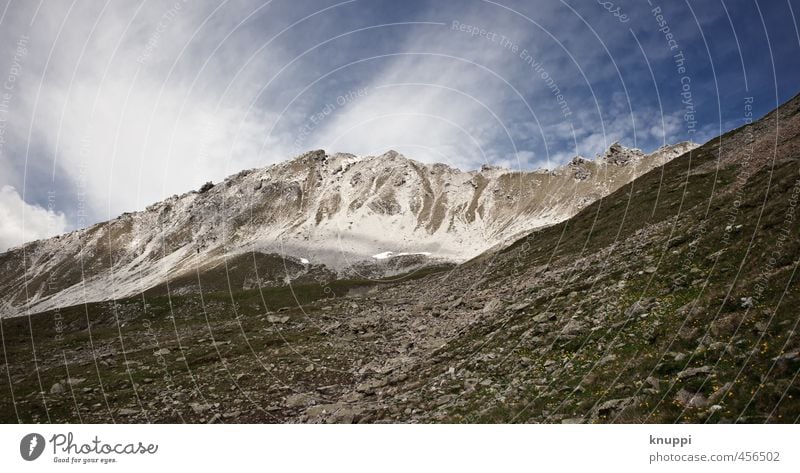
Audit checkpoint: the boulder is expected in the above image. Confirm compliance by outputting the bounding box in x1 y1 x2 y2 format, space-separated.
675 389 709 408
676 366 712 380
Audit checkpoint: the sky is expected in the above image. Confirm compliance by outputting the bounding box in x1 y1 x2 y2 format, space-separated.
0 0 798 251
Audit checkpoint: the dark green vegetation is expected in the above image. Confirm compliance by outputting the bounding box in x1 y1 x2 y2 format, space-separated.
2 94 798 423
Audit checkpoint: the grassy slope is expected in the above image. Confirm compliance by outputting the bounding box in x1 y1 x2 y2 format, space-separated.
404 95 800 423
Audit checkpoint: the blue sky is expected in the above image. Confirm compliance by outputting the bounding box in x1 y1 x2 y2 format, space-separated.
0 0 798 250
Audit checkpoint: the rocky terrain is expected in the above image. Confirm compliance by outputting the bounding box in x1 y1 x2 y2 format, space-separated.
0 93 798 424
0 141 694 314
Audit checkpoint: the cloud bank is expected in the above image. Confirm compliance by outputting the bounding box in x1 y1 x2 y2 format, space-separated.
0 0 796 248
0 185 67 251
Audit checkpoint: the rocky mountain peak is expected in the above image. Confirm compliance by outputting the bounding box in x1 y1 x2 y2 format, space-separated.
0 141 697 313
598 142 646 166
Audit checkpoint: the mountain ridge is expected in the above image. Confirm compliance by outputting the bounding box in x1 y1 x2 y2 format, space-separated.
0 141 696 315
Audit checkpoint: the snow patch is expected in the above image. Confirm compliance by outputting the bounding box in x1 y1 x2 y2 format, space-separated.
372 251 432 260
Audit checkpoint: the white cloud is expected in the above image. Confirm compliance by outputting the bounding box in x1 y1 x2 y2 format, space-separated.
0 186 67 252
2 1 295 224
307 9 562 170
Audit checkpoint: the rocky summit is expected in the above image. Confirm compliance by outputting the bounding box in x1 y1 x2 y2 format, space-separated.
0 93 798 424
0 141 695 314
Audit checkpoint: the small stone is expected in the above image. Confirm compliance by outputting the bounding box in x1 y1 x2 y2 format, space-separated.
625 301 648 318
598 354 617 366
645 376 661 390
154 348 171 356
355 378 387 394
595 397 636 417
482 299 502 314
562 320 586 335
449 298 464 309
533 312 556 323
708 382 733 403
50 382 65 394
675 389 709 408
508 302 531 313
561 418 585 424
190 402 213 414
676 366 712 380
286 393 316 408
435 394 456 406
774 350 799 361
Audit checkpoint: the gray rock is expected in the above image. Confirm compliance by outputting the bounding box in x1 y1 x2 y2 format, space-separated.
645 376 661 390
598 354 617 366
533 312 556 323
508 302 531 313
675 389 709 408
562 320 586 335
625 301 648 318
305 403 364 423
708 382 733 403
483 299 502 314
50 382 65 394
561 418 585 424
285 393 316 408
190 402 213 414
435 394 456 406
774 349 799 361
356 378 387 394
595 397 636 417
676 366 712 380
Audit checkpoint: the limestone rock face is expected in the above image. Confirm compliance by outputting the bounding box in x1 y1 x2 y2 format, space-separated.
0 142 696 314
